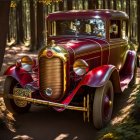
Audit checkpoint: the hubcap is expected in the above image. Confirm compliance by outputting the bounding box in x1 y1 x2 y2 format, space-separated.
103 90 112 119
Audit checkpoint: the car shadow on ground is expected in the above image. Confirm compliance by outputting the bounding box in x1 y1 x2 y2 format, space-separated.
0 105 98 140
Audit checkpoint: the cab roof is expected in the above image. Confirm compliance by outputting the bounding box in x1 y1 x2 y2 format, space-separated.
47 9 129 21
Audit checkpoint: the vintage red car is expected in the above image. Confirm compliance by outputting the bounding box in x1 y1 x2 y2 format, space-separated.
3 9 138 129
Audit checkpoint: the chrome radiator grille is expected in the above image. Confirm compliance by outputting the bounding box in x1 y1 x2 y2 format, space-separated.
39 57 63 100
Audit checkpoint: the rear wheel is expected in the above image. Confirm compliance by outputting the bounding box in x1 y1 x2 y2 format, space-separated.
4 76 31 114
93 80 114 129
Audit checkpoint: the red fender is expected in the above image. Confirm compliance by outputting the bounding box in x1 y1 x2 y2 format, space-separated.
56 65 119 112
4 65 33 87
120 50 136 76
79 65 117 87
119 50 137 91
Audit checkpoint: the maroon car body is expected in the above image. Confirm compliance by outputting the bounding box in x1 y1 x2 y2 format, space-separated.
3 10 138 129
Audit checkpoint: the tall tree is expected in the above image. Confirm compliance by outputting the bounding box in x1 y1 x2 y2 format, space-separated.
0 0 10 70
88 0 95 9
29 0 63 51
67 0 72 10
16 0 24 44
59 1 64 11
30 0 37 51
137 0 140 51
37 1 44 50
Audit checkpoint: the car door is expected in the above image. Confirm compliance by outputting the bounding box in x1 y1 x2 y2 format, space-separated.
108 19 127 70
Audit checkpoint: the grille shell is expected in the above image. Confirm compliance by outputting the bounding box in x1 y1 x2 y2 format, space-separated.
39 57 64 101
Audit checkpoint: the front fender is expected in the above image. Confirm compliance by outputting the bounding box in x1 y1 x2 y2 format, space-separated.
4 65 33 87
80 65 117 87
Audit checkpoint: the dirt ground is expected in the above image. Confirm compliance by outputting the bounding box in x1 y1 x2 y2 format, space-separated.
0 45 140 140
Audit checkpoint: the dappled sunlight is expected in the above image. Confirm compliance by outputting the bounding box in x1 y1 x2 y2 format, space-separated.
54 133 69 140
120 104 133 115
111 104 133 125
7 39 16 46
13 135 33 140
73 136 78 140
0 98 16 132
111 85 140 125
54 133 78 140
136 77 140 83
0 76 5 94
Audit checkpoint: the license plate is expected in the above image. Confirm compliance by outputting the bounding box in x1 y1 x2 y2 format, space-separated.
13 88 32 98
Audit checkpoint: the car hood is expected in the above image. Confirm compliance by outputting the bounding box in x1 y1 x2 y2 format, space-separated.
51 37 106 59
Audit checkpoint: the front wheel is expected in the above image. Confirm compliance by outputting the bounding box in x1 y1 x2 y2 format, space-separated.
3 76 31 114
93 80 114 129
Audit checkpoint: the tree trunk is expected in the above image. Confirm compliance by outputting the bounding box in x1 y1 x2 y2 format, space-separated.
113 0 117 10
137 0 140 51
88 0 95 9
59 1 64 11
37 2 44 50
16 0 24 44
30 0 37 51
0 0 10 70
67 0 72 10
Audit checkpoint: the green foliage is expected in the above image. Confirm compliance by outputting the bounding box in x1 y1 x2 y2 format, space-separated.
99 118 140 140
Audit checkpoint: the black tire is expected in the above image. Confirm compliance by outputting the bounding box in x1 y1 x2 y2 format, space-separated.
93 80 114 129
3 76 31 114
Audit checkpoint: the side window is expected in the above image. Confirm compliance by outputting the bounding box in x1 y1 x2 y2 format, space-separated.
110 20 121 39
122 20 128 39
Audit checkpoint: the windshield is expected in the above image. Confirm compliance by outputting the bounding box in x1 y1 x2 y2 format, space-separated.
48 18 106 38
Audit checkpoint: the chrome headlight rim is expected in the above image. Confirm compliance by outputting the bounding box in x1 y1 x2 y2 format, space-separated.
21 56 34 65
73 59 89 76
16 56 34 71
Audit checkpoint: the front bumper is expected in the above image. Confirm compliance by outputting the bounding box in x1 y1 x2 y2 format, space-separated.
3 88 88 112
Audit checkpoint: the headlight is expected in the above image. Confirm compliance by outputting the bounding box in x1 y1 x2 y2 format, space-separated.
16 56 34 71
73 59 89 76
21 56 34 65
21 56 34 71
